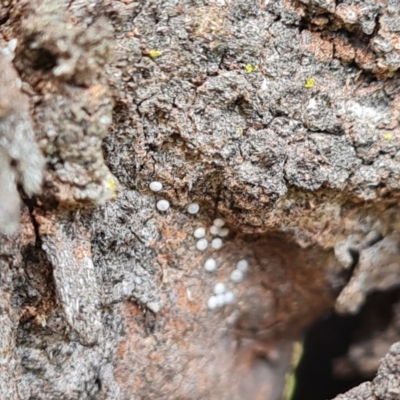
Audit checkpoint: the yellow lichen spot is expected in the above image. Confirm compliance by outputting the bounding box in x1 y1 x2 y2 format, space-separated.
149 49 162 58
383 133 393 141
105 178 118 199
236 127 243 136
304 77 315 89
244 63 258 73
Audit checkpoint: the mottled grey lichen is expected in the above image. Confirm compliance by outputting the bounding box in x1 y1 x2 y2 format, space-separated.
89 190 162 313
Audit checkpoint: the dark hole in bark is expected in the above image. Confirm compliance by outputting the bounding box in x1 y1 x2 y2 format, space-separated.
30 48 57 71
293 288 400 400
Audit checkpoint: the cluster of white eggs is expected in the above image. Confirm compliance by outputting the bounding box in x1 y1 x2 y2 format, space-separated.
149 181 170 212
205 258 249 310
150 181 201 216
149 180 250 311
193 218 227 252
192 218 250 311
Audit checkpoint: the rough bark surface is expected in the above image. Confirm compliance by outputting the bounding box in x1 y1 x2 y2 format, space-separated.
2 0 400 399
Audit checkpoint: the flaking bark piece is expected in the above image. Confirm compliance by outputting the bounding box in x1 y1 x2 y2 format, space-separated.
0 234 22 399
373 342 400 400
0 55 44 235
332 382 375 400
14 0 117 208
333 342 400 399
36 211 102 346
0 148 20 235
336 234 400 315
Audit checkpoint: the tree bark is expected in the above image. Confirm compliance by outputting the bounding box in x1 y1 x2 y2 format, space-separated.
1 0 400 398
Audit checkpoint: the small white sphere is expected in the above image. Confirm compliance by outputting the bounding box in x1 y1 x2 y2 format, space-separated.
236 259 249 272
213 218 225 227
156 199 170 211
1 46 12 58
7 38 18 53
216 293 226 307
196 238 208 251
15 78 22 90
188 203 200 214
211 237 223 250
204 258 217 272
149 181 163 192
207 296 218 310
219 227 229 237
223 291 235 304
230 269 244 283
193 227 206 238
209 225 220 236
214 282 226 295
